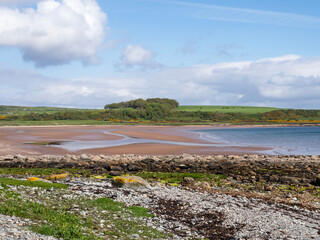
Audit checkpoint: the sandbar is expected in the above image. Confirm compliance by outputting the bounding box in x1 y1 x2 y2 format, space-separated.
0 125 272 156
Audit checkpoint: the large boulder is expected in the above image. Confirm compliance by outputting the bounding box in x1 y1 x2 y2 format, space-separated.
112 175 150 189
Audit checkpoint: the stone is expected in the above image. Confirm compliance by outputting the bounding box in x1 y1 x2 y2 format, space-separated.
265 185 273 191
44 173 69 180
182 153 194 160
128 164 140 171
27 177 41 181
110 166 123 172
4 155 14 161
92 156 102 162
109 171 122 176
269 175 279 182
112 175 150 188
26 157 37 163
279 176 299 185
80 154 89 160
178 164 188 169
195 181 211 190
180 177 195 186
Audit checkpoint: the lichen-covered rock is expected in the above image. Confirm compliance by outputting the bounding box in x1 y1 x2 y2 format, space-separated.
27 177 41 181
112 175 150 188
44 173 69 180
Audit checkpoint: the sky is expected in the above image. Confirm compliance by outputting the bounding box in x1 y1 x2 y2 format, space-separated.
0 0 320 109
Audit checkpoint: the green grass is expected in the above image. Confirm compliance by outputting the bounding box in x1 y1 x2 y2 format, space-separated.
177 105 281 114
90 197 154 218
136 172 227 184
0 168 91 176
91 197 125 212
0 178 169 239
0 119 111 126
127 205 155 218
0 192 93 239
0 178 68 189
90 197 163 238
0 105 95 115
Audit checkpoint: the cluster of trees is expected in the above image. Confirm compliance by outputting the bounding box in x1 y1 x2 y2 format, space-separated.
104 98 179 120
105 98 179 110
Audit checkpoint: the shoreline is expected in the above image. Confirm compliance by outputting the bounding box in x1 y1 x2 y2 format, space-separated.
0 124 318 156
1 123 320 128
1 155 319 239
0 125 273 156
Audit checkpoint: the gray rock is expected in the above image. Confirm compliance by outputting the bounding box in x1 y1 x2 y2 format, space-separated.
109 171 122 176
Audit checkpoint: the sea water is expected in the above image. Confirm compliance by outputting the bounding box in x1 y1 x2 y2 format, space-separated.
195 126 320 155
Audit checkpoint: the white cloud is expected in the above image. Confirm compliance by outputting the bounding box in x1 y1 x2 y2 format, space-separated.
117 44 162 70
0 0 107 66
1 55 320 109
122 45 154 65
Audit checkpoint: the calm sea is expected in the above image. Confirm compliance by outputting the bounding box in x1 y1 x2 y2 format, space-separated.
195 126 320 155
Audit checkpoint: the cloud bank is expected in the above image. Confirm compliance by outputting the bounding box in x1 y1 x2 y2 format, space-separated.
0 0 42 5
0 0 107 66
1 55 320 108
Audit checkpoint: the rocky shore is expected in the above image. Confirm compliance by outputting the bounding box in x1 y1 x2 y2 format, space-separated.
1 154 320 188
0 154 319 239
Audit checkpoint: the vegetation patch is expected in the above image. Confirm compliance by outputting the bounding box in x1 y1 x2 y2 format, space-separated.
135 172 227 184
127 205 155 218
1 99 319 125
0 168 91 176
177 105 281 114
0 178 67 189
91 197 125 212
0 176 168 239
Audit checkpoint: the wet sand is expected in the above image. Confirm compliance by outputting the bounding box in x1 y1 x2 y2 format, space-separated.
0 125 272 155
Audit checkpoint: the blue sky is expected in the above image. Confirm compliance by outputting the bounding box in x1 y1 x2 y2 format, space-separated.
0 0 320 108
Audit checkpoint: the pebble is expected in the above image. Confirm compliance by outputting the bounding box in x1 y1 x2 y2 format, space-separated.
68 179 320 239
0 214 57 240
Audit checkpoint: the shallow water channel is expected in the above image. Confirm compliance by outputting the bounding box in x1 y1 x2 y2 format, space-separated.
47 131 221 152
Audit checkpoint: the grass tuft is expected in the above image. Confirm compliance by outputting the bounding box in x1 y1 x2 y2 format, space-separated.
0 178 68 189
136 172 227 184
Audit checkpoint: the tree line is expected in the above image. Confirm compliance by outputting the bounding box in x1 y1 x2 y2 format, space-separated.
105 98 179 110
1 98 319 123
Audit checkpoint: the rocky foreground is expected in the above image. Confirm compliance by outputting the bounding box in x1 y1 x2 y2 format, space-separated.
0 154 319 239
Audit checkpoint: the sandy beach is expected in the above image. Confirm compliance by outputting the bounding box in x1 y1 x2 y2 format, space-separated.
0 125 271 156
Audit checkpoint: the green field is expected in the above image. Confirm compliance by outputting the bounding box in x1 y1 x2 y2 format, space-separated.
0 105 94 115
0 120 114 126
177 105 281 114
1 104 319 126
0 105 282 115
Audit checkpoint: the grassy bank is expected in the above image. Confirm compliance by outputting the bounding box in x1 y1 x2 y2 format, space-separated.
0 105 91 115
1 104 320 126
177 105 281 114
